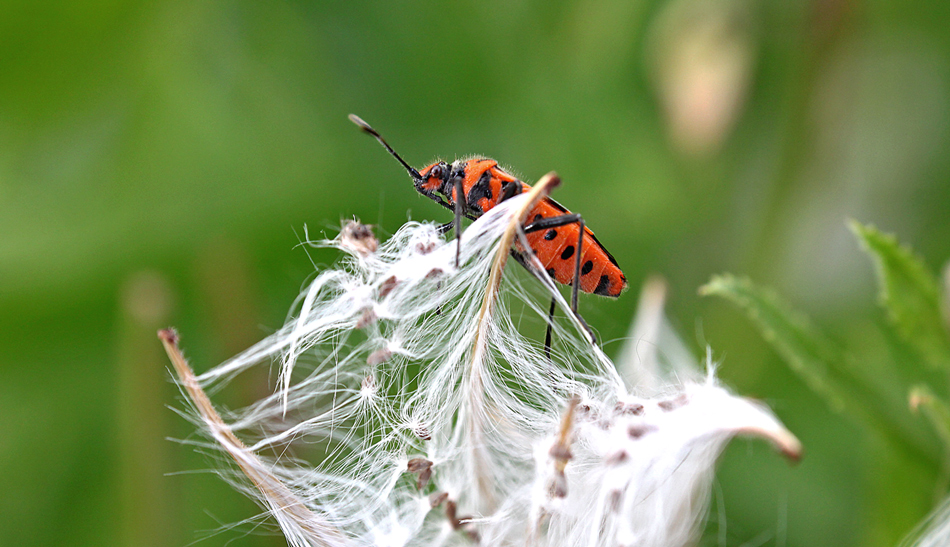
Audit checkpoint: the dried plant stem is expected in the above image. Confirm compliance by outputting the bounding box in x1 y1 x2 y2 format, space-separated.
158 329 344 546
475 172 561 333
465 172 561 510
552 395 579 478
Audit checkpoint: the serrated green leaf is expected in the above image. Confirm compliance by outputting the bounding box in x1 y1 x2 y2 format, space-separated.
700 274 847 411
701 274 938 467
849 220 950 370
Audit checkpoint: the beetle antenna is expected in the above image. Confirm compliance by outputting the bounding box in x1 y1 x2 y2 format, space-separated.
349 114 423 180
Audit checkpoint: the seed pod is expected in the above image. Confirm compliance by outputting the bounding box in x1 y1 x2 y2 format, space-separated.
340 220 378 256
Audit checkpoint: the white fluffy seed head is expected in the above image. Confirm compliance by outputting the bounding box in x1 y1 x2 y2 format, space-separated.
180 193 800 547
901 494 950 547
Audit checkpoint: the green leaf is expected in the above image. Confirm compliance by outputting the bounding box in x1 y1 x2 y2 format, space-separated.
701 274 938 467
700 274 846 412
849 220 950 370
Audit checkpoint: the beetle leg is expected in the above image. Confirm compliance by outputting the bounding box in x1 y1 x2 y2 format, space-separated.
523 213 596 346
451 176 466 268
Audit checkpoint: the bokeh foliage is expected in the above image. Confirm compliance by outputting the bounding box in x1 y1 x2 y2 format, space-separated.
703 222 950 545
1 0 949 546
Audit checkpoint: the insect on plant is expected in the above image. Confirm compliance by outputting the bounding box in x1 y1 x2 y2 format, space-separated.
349 114 627 350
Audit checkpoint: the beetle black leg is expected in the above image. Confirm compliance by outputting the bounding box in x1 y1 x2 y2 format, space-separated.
436 221 454 235
544 296 556 360
523 213 596 344
522 214 583 313
571 218 584 313
452 176 465 268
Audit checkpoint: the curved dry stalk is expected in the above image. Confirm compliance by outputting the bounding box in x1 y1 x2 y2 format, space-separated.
464 172 561 510
158 329 346 547
475 172 562 332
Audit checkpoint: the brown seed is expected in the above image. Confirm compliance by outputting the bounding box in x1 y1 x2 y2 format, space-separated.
415 240 438 254
412 424 431 441
367 348 391 366
605 450 629 466
445 500 458 526
355 308 376 329
429 491 449 507
340 221 378 256
627 424 657 439
416 467 432 490
407 458 434 489
614 401 644 416
442 500 479 541
608 489 623 513
378 276 399 298
657 394 688 412
406 458 432 473
549 472 568 498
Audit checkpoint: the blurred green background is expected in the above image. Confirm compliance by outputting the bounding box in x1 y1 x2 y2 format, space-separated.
2 0 949 545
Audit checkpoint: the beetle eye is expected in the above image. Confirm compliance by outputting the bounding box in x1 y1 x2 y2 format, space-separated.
430 165 443 180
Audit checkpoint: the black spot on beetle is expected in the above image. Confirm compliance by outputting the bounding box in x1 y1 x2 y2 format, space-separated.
545 268 557 279
544 229 557 240
560 245 575 260
533 214 543 222
594 274 611 295
581 260 594 275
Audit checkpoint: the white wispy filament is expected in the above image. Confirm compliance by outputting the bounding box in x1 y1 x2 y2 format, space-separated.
164 175 801 547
